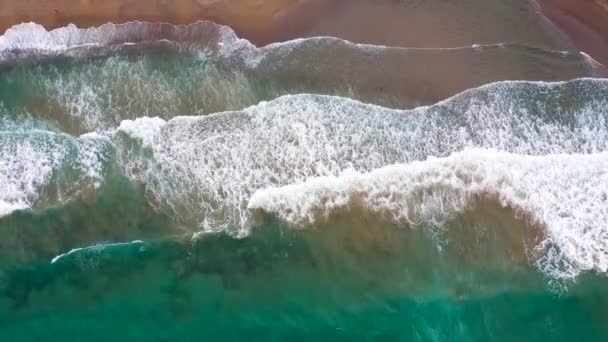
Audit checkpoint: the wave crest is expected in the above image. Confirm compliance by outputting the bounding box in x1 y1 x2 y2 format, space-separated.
112 79 608 235
249 148 608 279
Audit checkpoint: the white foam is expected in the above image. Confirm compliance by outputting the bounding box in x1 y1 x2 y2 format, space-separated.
0 21 235 51
0 20 261 70
111 79 608 240
50 240 144 264
0 22 127 51
249 149 608 280
580 51 606 69
0 130 112 217
117 117 166 148
0 21 554 53
0 201 29 217
78 133 113 184
0 137 67 216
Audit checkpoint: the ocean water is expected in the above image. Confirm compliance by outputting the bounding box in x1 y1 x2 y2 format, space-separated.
0 13 608 342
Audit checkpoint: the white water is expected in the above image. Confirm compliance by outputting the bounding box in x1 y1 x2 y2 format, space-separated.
114 80 608 241
249 148 608 280
0 22 605 280
0 131 110 216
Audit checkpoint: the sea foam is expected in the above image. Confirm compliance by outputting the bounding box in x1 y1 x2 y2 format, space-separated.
249 149 608 279
0 130 111 217
112 79 608 242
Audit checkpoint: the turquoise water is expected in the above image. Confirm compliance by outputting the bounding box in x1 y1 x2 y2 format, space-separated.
0 20 608 341
2 221 608 341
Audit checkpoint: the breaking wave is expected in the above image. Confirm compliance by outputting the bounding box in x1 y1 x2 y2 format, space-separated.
112 79 607 233
0 22 607 282
250 149 608 280
0 130 110 215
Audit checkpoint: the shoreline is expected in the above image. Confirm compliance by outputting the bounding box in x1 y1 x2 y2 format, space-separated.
0 0 607 66
0 0 299 43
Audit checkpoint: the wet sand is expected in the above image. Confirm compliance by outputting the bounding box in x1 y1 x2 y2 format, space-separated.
0 1 584 44
269 0 572 49
536 0 608 65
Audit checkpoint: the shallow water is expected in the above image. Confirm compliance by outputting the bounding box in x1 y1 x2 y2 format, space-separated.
1 3 608 340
